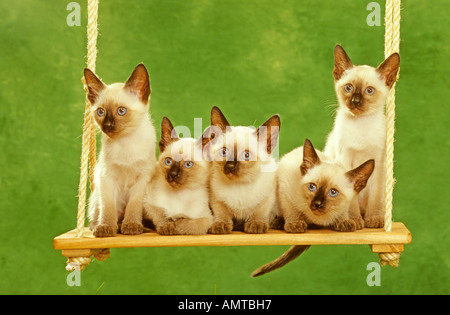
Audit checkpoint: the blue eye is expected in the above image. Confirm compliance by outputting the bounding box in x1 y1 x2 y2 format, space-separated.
117 107 127 116
242 151 252 161
308 183 317 192
344 84 354 93
164 158 173 166
184 161 194 168
365 87 375 95
97 108 105 117
219 147 230 157
328 189 339 197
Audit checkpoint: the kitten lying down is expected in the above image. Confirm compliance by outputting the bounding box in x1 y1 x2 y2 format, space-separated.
251 139 374 277
143 117 213 235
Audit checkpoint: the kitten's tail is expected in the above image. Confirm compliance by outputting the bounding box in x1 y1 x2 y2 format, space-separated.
251 245 311 277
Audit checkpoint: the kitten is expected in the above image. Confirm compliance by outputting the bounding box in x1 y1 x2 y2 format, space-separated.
143 117 213 235
85 64 156 237
251 139 374 277
208 106 280 234
324 44 400 228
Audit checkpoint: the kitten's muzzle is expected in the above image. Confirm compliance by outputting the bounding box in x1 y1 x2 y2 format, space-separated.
350 93 363 108
224 161 239 175
167 164 182 183
102 112 115 133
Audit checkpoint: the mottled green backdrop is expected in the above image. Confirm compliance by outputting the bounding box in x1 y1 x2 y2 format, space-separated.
0 0 448 294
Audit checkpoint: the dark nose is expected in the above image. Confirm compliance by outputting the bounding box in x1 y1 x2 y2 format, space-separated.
312 200 324 210
167 165 181 182
351 93 362 107
102 112 115 132
224 161 238 174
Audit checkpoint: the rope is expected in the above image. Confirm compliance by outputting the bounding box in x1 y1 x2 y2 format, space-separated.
379 252 401 267
383 0 401 232
76 0 99 237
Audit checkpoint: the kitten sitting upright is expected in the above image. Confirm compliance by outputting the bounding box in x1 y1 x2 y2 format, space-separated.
324 45 400 228
143 117 213 235
251 139 374 277
208 106 280 234
85 64 156 237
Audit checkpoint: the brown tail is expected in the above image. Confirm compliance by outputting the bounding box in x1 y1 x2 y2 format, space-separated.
251 245 311 277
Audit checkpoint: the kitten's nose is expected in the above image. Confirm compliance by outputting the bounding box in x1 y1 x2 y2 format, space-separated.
351 93 362 107
224 161 238 174
312 200 324 210
167 165 181 182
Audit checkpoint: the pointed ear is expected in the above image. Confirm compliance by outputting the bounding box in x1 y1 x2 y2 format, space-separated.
300 139 321 175
124 63 151 104
210 106 230 133
159 117 179 152
333 44 353 81
84 68 106 105
346 159 375 193
198 125 215 149
256 115 280 154
376 53 400 87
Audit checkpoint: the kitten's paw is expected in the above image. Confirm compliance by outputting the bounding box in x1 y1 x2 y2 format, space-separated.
93 224 117 237
244 221 268 234
334 219 356 232
364 216 385 228
284 220 307 233
209 221 233 234
353 217 365 230
121 222 143 235
157 222 176 235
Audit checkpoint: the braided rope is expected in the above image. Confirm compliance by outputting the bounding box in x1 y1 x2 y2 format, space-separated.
379 252 401 267
383 0 401 232
76 0 99 237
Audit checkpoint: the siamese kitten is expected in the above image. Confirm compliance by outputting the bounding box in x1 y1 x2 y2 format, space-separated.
208 106 280 234
85 64 156 237
324 45 400 228
143 117 213 235
251 139 374 277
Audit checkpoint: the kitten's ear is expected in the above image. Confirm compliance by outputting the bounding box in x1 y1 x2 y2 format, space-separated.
333 44 353 81
376 53 400 87
210 106 230 133
159 117 179 152
346 159 375 193
256 115 281 154
198 125 214 149
300 139 321 175
84 68 106 105
124 63 151 104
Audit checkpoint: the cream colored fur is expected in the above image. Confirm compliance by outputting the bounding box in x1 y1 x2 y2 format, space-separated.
144 137 212 235
209 124 279 234
86 65 156 237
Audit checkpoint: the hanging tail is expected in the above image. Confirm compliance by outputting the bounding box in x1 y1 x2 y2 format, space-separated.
251 245 311 277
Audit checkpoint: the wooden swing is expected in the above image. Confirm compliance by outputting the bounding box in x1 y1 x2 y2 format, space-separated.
53 0 411 271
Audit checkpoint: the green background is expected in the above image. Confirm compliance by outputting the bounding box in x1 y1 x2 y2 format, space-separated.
0 0 448 294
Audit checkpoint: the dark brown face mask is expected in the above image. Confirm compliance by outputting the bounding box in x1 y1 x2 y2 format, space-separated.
166 162 182 183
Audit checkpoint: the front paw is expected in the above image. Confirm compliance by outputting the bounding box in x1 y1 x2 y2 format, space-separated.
352 216 365 230
244 221 268 234
284 220 307 233
209 221 233 234
93 224 117 237
364 216 385 228
333 219 356 232
157 222 176 235
121 222 143 235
